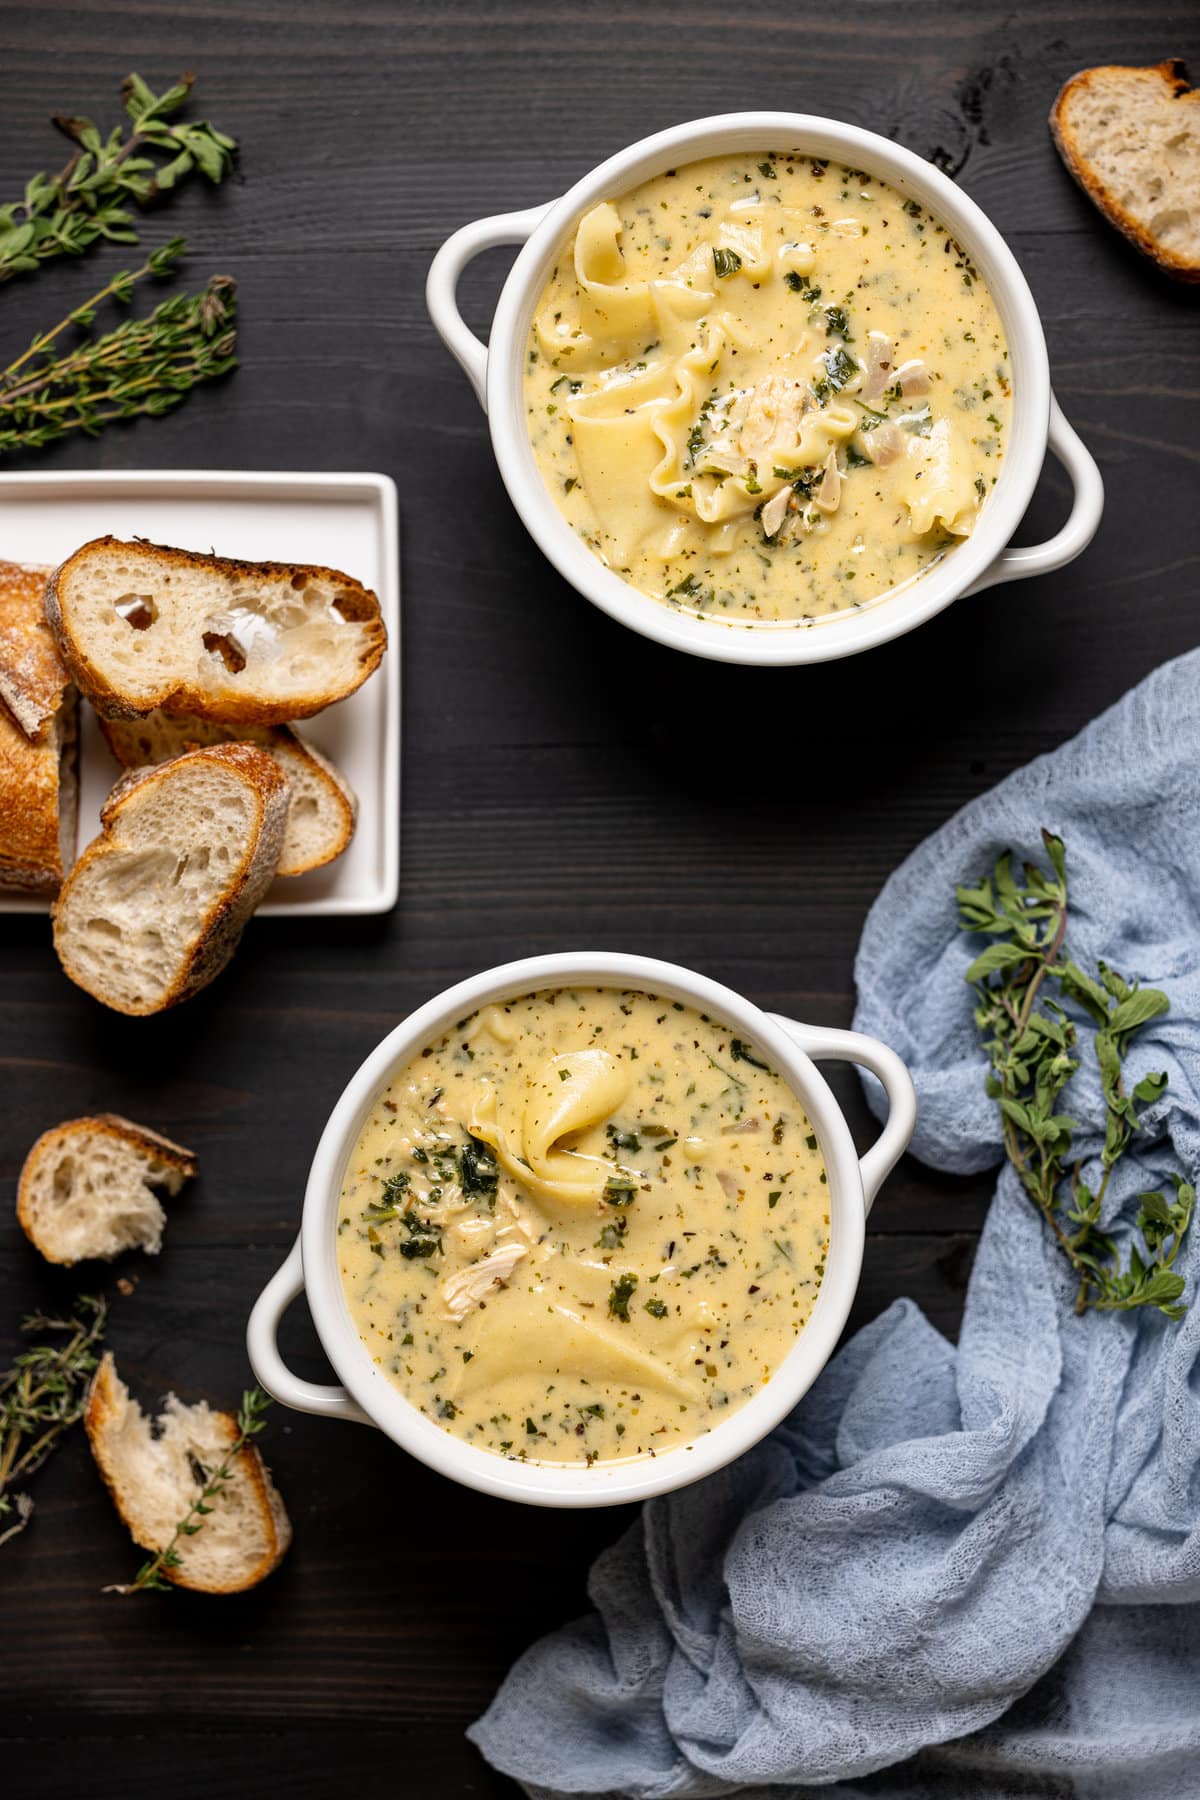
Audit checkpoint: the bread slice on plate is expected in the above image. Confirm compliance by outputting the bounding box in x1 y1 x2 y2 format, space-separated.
47 536 387 724
0 686 77 895
53 741 290 1015
85 1353 291 1594
1051 60 1200 281
17 1114 197 1265
0 560 69 736
0 562 77 895
100 709 357 878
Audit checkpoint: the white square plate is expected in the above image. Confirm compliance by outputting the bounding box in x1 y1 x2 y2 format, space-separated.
0 469 400 917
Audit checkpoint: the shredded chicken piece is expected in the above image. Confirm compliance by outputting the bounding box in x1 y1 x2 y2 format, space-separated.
856 421 905 467
829 217 863 237
815 448 842 513
862 331 894 403
894 358 930 397
737 376 808 460
721 1116 762 1136
759 483 792 539
717 1169 740 1201
440 1242 527 1321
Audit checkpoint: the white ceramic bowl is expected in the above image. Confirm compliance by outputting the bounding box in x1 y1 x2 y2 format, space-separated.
247 952 917 1507
427 112 1104 666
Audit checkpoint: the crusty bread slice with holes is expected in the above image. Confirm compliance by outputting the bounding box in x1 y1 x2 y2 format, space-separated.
99 709 357 877
0 560 69 737
85 1353 291 1594
1051 60 1200 281
53 742 290 1015
47 536 386 723
17 1113 197 1265
0 560 77 893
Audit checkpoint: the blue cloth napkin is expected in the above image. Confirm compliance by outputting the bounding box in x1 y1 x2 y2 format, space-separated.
469 649 1200 1800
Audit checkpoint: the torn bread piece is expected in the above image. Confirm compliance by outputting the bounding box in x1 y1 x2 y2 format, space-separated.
100 710 356 878
47 536 386 723
85 1353 291 1594
1051 60 1200 281
53 741 290 1015
17 1114 197 1265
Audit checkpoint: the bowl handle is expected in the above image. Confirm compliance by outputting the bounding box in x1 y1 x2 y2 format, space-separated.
766 1016 917 1216
247 1237 372 1424
965 393 1104 595
426 203 553 410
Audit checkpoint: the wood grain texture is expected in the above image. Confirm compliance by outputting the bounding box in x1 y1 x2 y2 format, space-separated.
1 2 1197 1794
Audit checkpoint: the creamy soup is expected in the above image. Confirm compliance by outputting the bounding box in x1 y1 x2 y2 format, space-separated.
338 989 829 1466
524 153 1012 624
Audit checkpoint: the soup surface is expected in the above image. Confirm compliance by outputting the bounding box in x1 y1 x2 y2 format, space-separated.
338 988 829 1466
524 152 1012 624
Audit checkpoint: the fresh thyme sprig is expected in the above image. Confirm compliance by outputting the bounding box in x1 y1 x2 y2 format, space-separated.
0 1294 108 1547
0 72 236 284
0 238 237 455
111 1386 272 1594
958 829 1193 1319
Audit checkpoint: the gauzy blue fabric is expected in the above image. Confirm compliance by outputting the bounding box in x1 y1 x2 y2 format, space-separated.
469 649 1200 1800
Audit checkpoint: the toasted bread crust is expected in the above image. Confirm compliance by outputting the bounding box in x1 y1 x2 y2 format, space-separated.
17 1113 198 1264
52 742 290 1016
1051 60 1200 282
0 561 67 738
0 686 76 894
85 1354 292 1594
46 536 387 723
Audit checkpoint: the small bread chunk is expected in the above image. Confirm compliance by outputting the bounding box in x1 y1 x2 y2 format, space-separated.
46 536 386 723
0 560 69 737
85 1353 291 1594
53 742 290 1015
0 560 77 894
17 1113 197 1265
1051 61 1200 281
100 710 357 878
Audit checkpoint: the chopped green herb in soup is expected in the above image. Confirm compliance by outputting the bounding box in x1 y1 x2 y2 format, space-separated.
338 989 829 1467
524 154 1011 623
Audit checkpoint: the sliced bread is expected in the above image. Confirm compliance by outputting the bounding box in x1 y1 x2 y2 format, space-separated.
0 560 69 736
1051 60 1200 281
47 536 387 724
0 560 78 894
17 1114 197 1265
0 685 77 894
85 1353 291 1594
53 742 290 1015
100 710 357 877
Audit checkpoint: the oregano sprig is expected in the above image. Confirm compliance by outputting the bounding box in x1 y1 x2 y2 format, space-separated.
0 72 237 284
0 1295 108 1547
0 238 237 455
110 1386 272 1594
958 829 1193 1319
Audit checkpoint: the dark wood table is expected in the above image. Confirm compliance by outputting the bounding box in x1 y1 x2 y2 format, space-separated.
3 4 1195 1793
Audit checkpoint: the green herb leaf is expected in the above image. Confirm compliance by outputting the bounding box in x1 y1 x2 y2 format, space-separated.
608 1273 638 1322
958 833 1191 1322
1 72 236 287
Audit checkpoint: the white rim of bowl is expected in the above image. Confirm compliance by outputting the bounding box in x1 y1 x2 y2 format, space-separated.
486 112 1050 665
301 952 868 1507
